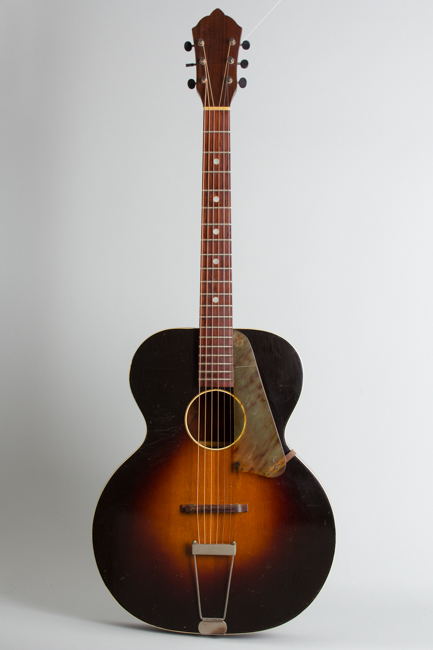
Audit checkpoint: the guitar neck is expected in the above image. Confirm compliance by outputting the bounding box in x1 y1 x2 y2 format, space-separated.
199 108 233 389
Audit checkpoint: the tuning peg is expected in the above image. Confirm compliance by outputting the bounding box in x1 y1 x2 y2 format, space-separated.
187 79 196 89
184 41 193 52
241 40 250 50
238 60 249 69
185 63 196 67
238 78 247 88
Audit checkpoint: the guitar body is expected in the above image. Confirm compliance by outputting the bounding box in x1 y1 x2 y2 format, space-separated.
93 328 335 634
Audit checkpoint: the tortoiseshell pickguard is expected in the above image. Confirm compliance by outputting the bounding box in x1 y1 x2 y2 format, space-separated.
233 330 286 477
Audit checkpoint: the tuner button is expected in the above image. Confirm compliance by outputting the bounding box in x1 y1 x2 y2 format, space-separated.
239 59 249 69
187 79 196 89
184 41 193 52
241 40 250 50
239 78 247 88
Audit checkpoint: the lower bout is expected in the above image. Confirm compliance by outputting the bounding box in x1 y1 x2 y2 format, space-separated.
94 466 335 634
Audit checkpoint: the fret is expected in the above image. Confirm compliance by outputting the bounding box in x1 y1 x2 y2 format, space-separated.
200 343 233 356
203 130 230 133
201 252 231 257
203 151 230 154
202 207 231 210
202 189 231 192
200 336 232 339
198 373 234 380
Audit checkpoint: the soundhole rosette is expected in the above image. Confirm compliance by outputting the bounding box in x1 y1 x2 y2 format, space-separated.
185 389 246 451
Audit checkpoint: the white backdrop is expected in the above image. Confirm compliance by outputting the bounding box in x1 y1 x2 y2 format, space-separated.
1 1 432 648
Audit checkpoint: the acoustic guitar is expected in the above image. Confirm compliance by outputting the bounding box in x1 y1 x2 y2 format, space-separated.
93 8 335 635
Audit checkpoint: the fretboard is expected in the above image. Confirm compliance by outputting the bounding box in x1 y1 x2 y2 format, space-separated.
199 108 233 388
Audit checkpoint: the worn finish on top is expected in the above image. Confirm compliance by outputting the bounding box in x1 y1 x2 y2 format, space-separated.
232 330 286 477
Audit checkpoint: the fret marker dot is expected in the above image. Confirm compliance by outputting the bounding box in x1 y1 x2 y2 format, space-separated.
213 228 219 235
213 297 219 303
214 158 220 165
213 258 219 265
213 196 219 202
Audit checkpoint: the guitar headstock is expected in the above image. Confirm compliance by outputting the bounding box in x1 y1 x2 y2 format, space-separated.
187 9 246 108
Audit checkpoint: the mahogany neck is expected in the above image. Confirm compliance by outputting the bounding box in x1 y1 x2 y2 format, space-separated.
199 108 233 389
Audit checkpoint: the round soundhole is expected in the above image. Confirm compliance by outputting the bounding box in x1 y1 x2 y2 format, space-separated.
185 389 246 450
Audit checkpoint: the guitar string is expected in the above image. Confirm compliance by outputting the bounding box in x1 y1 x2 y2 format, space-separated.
218 41 231 109
225 73 233 545
221 99 226 545
198 76 211 544
211 105 219 544
206 73 213 544
198 83 204 544
202 46 214 544
224 44 232 545
226 90 233 547
204 50 215 544
201 72 209 544
209 103 214 545
217 85 223 543
221 103 226 545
